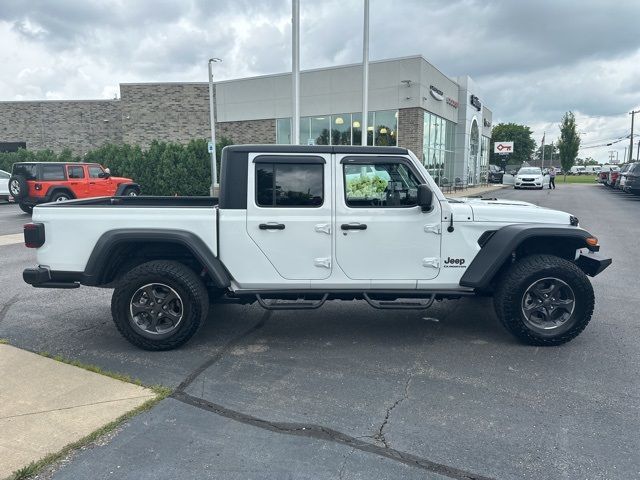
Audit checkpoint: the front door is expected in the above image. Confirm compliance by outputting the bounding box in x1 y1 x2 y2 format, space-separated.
246 154 332 280
335 155 442 281
87 165 113 197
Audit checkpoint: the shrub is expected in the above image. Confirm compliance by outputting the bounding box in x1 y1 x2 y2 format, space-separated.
0 138 232 196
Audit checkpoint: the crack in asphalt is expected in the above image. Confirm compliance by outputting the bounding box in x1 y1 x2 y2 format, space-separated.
0 293 19 325
170 310 494 480
171 390 494 480
374 373 413 448
337 447 355 480
175 310 272 392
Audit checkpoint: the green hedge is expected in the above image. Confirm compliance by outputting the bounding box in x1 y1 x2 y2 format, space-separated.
0 138 232 196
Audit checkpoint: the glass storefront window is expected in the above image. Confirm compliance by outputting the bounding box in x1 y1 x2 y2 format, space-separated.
423 111 455 186
276 118 291 144
279 109 398 146
331 114 351 145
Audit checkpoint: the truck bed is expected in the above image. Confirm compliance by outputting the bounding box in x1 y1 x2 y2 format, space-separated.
33 196 218 273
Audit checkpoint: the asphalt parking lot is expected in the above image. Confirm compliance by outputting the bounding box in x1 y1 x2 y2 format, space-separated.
0 184 638 480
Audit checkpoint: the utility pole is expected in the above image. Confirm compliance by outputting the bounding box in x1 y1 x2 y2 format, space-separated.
207 57 222 194
292 0 300 145
637 140 640 162
361 0 370 146
623 146 627 164
608 150 615 163
540 132 545 169
630 110 637 163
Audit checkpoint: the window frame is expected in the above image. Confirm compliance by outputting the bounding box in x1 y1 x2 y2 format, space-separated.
40 164 67 181
88 165 105 179
341 156 425 209
253 155 325 209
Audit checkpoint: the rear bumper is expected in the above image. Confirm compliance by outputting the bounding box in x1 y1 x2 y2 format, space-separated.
575 253 612 277
23 267 81 289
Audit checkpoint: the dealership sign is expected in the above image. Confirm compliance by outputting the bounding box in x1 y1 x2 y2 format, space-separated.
429 85 444 101
494 141 514 154
470 94 482 111
446 97 459 108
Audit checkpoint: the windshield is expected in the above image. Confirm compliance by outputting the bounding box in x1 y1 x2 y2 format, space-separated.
518 168 541 175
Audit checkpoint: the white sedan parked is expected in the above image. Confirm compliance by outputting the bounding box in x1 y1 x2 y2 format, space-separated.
0 169 10 201
514 167 547 190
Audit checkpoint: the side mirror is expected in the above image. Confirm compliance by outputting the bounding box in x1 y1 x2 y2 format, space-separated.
417 184 433 212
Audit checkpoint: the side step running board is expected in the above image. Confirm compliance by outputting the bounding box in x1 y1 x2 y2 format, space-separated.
256 293 329 310
363 293 436 310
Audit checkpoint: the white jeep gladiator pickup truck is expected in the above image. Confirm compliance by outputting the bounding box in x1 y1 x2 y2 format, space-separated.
22 145 611 350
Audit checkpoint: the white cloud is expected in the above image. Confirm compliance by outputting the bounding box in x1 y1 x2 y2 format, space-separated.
1 0 639 160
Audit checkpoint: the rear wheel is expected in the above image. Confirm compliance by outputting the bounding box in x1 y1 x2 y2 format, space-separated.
111 260 209 350
494 254 594 346
19 203 33 215
50 191 71 202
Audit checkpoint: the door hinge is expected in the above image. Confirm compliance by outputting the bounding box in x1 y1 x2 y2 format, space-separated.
423 223 441 235
314 223 331 235
314 257 332 269
422 257 440 268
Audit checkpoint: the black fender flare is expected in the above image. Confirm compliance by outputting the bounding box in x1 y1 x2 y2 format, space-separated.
115 183 140 196
83 228 230 288
459 224 598 289
45 186 76 201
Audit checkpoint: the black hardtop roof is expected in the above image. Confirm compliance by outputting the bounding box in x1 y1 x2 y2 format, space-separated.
223 144 408 155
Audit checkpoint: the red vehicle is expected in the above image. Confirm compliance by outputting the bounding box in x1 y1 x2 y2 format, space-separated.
8 162 139 214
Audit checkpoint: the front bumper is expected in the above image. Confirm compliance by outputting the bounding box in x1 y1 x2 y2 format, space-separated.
575 253 612 277
23 267 80 289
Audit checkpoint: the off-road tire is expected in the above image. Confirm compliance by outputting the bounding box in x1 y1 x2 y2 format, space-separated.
111 260 209 350
9 175 27 200
19 203 33 215
494 254 594 346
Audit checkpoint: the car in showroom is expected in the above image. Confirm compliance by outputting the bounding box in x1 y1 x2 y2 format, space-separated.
0 169 10 201
514 167 545 189
8 162 140 214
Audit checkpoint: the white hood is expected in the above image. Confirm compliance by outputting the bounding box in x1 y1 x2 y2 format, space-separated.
450 197 573 224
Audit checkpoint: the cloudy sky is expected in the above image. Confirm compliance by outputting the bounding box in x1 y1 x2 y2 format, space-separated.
1 0 639 161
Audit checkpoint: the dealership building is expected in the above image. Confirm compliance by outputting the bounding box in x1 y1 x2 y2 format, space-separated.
0 55 493 185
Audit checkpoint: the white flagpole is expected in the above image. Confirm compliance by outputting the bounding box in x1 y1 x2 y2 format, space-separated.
361 0 369 146
292 0 300 145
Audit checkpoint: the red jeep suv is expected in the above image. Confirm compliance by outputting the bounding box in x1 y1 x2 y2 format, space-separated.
9 162 140 214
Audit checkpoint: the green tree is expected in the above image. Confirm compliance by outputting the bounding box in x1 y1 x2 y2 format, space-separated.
490 123 536 165
557 111 581 179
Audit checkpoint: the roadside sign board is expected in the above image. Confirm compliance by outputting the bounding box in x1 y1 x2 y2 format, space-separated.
494 141 514 154
494 142 514 154
208 141 214 153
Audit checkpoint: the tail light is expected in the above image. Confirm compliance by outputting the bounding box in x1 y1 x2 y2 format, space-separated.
24 223 45 248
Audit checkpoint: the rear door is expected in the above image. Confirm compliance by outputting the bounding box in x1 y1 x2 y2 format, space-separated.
66 164 87 197
246 153 332 280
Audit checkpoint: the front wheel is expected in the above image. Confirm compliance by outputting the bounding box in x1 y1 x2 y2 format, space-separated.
111 260 209 350
494 255 594 346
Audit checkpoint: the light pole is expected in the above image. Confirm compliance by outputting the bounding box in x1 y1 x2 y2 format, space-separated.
208 57 222 195
361 0 370 146
291 0 300 145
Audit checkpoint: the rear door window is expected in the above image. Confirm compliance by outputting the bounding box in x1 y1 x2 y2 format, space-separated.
67 165 85 179
40 165 66 181
256 162 324 207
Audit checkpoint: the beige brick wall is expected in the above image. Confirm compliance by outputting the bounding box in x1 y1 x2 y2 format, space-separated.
217 119 276 144
120 83 211 147
0 100 122 155
397 107 424 160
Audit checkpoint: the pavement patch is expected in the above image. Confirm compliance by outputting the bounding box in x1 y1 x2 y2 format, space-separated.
0 344 156 478
0 234 23 247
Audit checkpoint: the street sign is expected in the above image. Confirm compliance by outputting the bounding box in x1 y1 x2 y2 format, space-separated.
208 141 214 153
494 141 514 154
